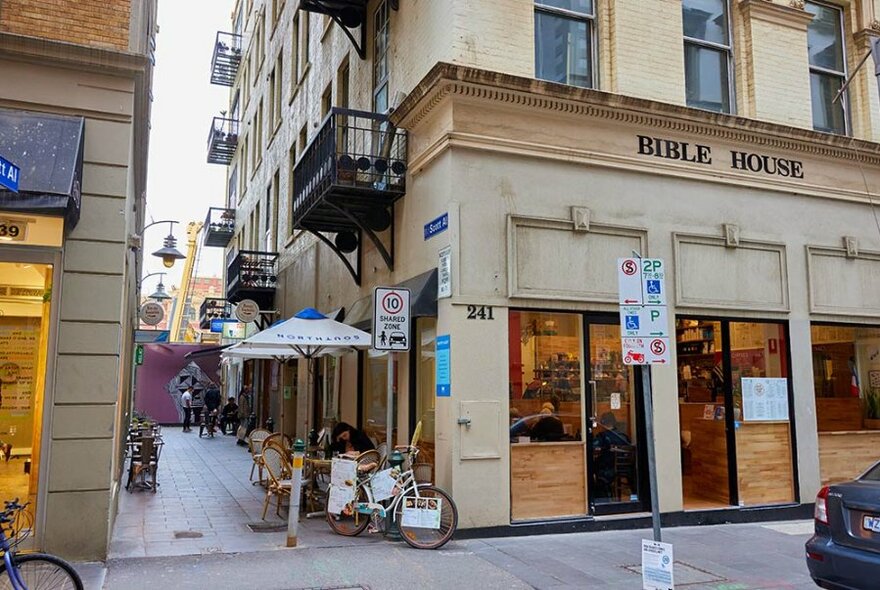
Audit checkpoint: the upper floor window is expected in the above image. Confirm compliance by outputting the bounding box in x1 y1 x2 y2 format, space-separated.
805 1 848 135
683 0 733 113
374 1 390 112
534 0 594 88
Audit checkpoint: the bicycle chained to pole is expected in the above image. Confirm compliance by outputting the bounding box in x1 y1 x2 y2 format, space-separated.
324 422 459 550
0 499 83 590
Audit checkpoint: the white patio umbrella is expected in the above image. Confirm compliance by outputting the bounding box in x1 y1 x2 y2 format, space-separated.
234 307 372 442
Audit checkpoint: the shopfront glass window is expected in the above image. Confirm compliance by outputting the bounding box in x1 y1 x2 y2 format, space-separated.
415 318 436 468
509 311 583 442
361 350 397 446
812 325 880 485
729 321 794 506
535 0 594 89
0 262 54 531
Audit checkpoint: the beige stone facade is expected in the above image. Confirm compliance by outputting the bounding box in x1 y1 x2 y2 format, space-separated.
0 0 156 559
220 0 880 531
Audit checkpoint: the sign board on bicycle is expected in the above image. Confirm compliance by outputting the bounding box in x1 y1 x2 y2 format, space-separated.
370 468 397 501
401 496 442 529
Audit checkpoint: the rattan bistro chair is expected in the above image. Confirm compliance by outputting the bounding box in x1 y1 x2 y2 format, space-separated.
264 432 293 455
261 445 292 519
248 428 271 484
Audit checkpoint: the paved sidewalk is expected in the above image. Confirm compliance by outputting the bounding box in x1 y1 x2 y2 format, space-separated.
109 427 379 559
102 520 818 589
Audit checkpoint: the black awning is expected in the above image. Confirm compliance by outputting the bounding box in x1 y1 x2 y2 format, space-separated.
0 109 85 230
344 269 438 331
184 344 232 359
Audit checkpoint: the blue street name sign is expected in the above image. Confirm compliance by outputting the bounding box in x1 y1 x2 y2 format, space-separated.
423 213 448 240
0 155 20 193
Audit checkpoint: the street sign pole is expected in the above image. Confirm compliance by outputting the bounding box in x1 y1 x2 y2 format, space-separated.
386 350 395 453
642 367 662 542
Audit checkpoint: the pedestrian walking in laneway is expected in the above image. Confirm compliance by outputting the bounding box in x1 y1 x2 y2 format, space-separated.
204 384 221 433
181 387 193 432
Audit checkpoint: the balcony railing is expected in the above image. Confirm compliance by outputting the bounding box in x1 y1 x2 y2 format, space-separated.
226 250 278 308
291 108 407 233
204 207 236 247
207 117 239 165
199 297 232 330
210 31 242 86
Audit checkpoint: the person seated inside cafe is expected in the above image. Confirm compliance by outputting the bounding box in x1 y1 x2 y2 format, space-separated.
529 402 566 441
219 396 239 435
592 412 632 498
330 422 376 456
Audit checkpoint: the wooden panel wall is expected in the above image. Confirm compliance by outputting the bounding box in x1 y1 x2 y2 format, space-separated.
816 398 863 432
736 422 794 505
688 419 729 504
510 443 587 520
819 431 880 485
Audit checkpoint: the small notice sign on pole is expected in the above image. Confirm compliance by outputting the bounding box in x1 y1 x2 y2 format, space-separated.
642 539 675 590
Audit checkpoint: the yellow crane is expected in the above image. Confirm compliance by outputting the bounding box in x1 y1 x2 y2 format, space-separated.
168 221 204 342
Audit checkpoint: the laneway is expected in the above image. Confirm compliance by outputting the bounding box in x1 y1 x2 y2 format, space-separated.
109 426 381 559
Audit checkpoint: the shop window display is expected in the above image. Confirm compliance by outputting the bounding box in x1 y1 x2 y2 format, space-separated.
0 262 54 532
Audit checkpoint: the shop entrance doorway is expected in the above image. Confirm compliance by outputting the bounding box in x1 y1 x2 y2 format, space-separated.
677 318 796 510
585 320 648 515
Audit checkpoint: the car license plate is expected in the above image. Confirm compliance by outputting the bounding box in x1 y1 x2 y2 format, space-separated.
863 515 880 533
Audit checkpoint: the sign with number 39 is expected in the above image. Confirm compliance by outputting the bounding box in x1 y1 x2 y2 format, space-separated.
0 218 27 241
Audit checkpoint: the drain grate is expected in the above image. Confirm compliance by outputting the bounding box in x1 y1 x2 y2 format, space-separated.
623 561 726 586
247 521 287 533
173 530 204 539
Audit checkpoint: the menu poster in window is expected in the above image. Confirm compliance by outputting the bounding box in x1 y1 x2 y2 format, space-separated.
369 468 398 502
401 497 442 529
330 458 358 487
327 484 355 515
869 370 880 389
742 378 789 422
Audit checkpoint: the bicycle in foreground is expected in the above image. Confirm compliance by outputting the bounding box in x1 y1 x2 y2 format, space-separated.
325 437 458 550
0 499 82 590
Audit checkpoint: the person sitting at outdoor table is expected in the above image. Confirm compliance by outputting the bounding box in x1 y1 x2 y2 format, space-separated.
220 396 239 435
330 422 375 456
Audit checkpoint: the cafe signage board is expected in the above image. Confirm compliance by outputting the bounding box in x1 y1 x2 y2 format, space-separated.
618 258 670 365
372 287 411 351
235 299 260 323
139 302 164 326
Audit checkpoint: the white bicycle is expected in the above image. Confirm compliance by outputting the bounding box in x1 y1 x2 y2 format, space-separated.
326 425 458 550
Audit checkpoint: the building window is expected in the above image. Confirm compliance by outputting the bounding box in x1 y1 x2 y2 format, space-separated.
298 124 307 152
299 12 310 79
321 83 332 119
362 351 397 446
373 1 390 113
805 1 848 135
682 0 733 113
534 0 594 89
269 169 279 250
227 165 238 208
291 14 300 89
337 59 350 108
414 318 437 469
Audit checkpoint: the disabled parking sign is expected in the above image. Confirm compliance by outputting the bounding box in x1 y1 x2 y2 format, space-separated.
618 258 669 365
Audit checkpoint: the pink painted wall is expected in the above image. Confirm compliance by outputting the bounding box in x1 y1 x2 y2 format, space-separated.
134 343 221 424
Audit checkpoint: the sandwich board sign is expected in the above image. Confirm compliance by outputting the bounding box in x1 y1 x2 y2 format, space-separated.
373 287 411 351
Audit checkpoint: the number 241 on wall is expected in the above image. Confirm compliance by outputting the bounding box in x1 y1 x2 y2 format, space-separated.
466 305 494 320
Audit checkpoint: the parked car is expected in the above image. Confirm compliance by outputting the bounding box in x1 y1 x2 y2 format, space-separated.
806 461 880 589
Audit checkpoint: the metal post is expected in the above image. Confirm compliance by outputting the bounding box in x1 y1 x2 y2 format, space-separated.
286 438 306 547
386 351 394 454
642 367 662 542
385 449 404 541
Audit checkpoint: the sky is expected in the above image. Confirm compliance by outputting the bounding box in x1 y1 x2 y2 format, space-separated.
141 0 236 293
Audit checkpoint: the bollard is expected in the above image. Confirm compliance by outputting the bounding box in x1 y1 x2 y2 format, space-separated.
286 438 306 547
385 449 405 541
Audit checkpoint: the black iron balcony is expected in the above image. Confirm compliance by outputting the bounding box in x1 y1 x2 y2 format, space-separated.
199 297 232 330
204 207 236 247
226 250 278 309
298 1 372 58
210 31 242 86
292 108 406 234
207 117 239 165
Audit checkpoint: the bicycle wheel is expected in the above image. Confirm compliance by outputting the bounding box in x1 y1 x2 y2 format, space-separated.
0 553 83 590
394 485 458 550
325 486 370 537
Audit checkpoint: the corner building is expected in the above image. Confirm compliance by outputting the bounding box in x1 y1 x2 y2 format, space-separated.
210 0 880 531
0 0 156 558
